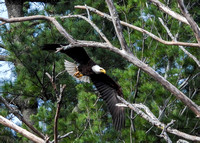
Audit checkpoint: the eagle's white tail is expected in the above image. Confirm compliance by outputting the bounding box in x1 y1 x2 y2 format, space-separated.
64 60 90 83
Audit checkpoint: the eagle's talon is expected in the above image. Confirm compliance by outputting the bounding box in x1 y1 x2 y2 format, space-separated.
74 71 83 78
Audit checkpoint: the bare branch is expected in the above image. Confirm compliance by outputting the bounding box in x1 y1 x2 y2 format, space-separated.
159 120 175 143
46 72 57 91
177 0 200 44
0 96 45 139
148 0 189 25
58 131 73 139
177 139 189 143
54 84 66 143
0 15 75 43
105 0 130 52
46 69 67 143
0 115 45 143
117 96 200 142
50 131 73 143
61 15 113 46
85 4 91 19
158 17 200 67
75 5 200 47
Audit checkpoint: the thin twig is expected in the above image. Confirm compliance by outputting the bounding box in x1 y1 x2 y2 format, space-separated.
158 17 200 67
85 4 91 19
46 72 57 91
54 84 66 143
159 120 175 143
61 15 112 46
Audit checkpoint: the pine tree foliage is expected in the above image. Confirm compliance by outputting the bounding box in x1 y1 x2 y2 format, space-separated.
0 0 200 142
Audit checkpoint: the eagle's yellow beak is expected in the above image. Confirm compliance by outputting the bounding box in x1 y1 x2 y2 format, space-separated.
100 69 106 74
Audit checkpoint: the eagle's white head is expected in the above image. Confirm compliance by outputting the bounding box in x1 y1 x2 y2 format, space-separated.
92 65 106 74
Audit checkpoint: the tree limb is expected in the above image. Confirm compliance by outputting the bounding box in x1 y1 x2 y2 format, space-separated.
74 5 200 47
53 84 66 143
0 115 45 143
0 15 75 43
46 70 67 143
61 15 113 46
105 0 130 52
148 0 189 25
177 0 200 45
158 17 200 67
117 96 200 142
50 131 73 143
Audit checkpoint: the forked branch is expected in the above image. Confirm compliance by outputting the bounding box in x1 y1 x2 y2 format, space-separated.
117 96 200 142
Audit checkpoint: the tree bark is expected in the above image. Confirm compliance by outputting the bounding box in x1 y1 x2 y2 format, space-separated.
3 1 39 141
5 0 24 18
0 115 45 143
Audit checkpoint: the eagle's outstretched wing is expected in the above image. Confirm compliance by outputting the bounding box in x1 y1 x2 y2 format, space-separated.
42 44 92 65
90 74 125 130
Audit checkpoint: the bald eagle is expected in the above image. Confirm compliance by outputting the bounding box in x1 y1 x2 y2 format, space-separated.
43 44 125 130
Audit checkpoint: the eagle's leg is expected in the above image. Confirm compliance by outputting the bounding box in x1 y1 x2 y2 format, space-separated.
74 71 83 78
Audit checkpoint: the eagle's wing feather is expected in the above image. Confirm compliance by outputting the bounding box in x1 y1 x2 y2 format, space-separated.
42 44 92 65
64 60 90 83
90 74 125 130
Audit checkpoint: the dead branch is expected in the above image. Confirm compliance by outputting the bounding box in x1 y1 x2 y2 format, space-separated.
148 0 189 25
177 0 200 45
0 15 75 43
53 84 66 143
50 131 73 143
0 115 45 143
105 0 130 52
74 5 199 47
46 72 57 91
159 120 175 143
61 15 113 46
117 96 200 142
158 17 200 67
46 70 67 143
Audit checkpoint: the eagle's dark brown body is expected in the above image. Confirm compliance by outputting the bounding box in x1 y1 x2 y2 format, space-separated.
43 44 125 130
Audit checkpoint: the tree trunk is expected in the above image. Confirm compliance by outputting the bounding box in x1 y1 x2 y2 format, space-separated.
4 1 38 143
5 0 24 18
